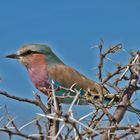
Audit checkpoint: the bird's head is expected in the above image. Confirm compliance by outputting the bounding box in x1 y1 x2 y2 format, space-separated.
6 44 63 67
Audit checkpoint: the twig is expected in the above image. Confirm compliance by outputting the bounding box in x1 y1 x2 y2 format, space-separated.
119 54 139 79
36 120 44 140
0 128 38 140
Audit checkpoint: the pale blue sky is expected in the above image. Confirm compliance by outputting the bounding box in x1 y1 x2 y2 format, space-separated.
0 0 140 139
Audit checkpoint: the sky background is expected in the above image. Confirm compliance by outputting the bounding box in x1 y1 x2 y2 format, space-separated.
0 0 140 139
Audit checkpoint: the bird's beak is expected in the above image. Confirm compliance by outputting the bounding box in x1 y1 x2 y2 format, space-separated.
6 53 20 59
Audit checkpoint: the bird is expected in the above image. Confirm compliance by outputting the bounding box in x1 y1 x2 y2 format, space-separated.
6 44 140 113
6 44 106 104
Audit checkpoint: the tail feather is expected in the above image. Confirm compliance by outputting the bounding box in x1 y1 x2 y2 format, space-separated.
127 105 140 115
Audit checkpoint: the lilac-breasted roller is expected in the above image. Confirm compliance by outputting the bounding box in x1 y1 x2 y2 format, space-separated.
6 44 109 103
6 44 140 113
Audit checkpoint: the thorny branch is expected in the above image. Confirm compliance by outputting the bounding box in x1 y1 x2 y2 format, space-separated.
0 91 48 114
99 46 140 140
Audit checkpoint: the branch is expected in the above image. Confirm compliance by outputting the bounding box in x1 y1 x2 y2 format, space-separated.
0 90 38 104
0 90 48 114
36 120 44 140
0 127 38 140
100 53 140 140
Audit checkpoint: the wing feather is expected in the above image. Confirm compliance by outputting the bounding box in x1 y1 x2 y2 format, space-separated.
47 64 101 93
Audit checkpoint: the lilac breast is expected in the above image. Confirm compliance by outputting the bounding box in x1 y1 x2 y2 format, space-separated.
27 66 51 90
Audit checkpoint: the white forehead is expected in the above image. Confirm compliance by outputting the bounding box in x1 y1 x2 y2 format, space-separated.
17 47 29 55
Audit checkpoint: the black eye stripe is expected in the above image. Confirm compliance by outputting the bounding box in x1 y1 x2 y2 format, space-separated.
20 50 42 56
21 50 33 56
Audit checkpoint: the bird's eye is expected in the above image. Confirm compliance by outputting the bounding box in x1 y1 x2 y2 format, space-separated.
21 50 33 56
26 50 32 55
